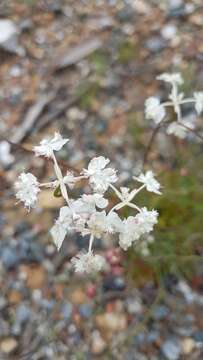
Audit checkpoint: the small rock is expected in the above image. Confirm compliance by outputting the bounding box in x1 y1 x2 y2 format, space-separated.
117 6 135 22
0 296 7 310
96 312 127 332
0 19 24 56
0 337 18 354
152 305 169 320
161 339 181 360
193 331 203 343
181 338 195 354
133 332 146 346
61 302 73 320
69 289 87 304
8 289 22 304
1 247 19 270
161 24 177 40
0 320 9 337
103 275 126 292
126 297 142 314
91 330 107 355
79 304 92 318
147 330 160 344
145 37 166 53
168 0 183 10
19 241 43 263
86 284 96 298
16 304 31 324
19 264 46 289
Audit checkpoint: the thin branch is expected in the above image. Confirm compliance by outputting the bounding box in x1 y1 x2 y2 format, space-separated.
179 122 203 142
142 121 164 168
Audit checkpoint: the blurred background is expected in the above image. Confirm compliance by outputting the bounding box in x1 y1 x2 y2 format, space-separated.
0 0 203 359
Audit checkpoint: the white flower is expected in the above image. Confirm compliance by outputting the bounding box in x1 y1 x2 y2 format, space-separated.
194 92 203 115
33 132 69 158
50 206 74 250
85 211 107 238
71 251 106 273
136 207 158 234
134 171 161 195
15 172 40 210
82 193 108 209
70 194 108 224
167 120 195 139
157 72 183 86
63 171 77 189
82 156 118 193
106 212 123 234
119 216 140 251
167 121 186 138
145 97 166 124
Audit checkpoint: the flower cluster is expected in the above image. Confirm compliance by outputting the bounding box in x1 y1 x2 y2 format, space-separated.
145 72 203 138
14 133 161 274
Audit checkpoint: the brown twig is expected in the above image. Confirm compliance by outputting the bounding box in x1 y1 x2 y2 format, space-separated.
179 122 203 142
142 121 163 169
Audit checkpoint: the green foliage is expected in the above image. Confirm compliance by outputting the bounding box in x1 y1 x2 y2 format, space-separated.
90 50 108 75
127 144 203 284
76 80 100 109
117 40 137 63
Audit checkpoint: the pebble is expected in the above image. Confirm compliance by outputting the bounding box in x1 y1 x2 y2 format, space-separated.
91 330 107 355
103 275 126 292
193 331 203 343
69 289 87 304
96 312 127 332
16 304 31 324
181 338 195 355
0 296 7 310
161 339 181 360
0 337 18 354
161 24 177 40
61 302 73 320
1 247 19 270
0 19 25 56
126 297 142 314
79 304 92 318
152 305 169 320
145 37 166 53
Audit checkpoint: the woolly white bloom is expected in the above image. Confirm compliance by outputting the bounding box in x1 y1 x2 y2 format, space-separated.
82 156 118 193
145 97 166 124
63 171 77 189
85 211 108 238
71 251 106 273
15 172 40 210
136 207 158 234
119 216 140 251
82 194 108 209
167 121 186 138
69 194 108 224
106 212 123 234
50 206 74 250
134 171 161 195
194 92 203 115
33 132 69 158
167 120 195 139
15 133 162 273
157 72 183 86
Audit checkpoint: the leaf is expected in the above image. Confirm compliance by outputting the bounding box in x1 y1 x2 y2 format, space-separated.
54 185 62 197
